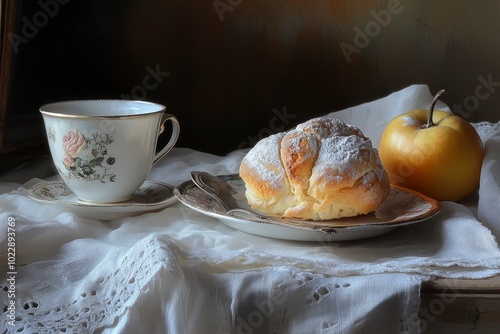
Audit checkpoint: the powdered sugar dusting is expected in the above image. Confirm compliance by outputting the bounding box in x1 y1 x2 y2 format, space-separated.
283 130 319 166
242 117 382 188
297 117 365 139
312 134 375 183
241 132 287 189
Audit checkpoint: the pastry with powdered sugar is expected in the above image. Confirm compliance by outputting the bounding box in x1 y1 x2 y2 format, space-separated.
239 117 390 220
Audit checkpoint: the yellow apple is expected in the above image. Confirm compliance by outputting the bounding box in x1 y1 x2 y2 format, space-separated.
379 90 484 201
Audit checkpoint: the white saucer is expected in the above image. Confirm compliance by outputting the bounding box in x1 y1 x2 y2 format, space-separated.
174 174 440 242
28 180 177 220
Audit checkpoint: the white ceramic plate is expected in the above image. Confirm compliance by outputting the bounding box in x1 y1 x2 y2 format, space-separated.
28 180 177 220
174 174 440 242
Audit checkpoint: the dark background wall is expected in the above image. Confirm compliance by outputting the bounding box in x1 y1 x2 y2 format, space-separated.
3 0 500 165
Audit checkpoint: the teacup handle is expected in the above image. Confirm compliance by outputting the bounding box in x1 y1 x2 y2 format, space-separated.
153 113 180 165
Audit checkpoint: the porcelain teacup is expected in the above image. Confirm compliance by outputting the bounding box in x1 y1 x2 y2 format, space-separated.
40 100 180 203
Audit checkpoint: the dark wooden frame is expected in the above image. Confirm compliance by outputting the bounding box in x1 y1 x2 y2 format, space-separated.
0 0 46 174
0 0 14 154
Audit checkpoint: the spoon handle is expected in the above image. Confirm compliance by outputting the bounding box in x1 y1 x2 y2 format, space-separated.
228 208 337 234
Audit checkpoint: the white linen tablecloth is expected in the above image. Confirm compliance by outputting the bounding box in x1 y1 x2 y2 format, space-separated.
1 84 500 334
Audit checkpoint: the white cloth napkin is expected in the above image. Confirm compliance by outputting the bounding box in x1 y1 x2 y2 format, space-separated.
476 121 500 238
1 84 500 334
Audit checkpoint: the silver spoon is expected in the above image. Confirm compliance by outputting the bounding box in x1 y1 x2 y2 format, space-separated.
190 171 337 234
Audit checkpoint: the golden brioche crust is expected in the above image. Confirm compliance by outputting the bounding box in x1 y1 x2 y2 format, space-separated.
239 117 390 220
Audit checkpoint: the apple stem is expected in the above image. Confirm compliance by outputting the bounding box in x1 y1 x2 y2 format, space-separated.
426 89 445 128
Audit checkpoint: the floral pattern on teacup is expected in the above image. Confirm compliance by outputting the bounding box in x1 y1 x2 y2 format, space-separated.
62 129 116 182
